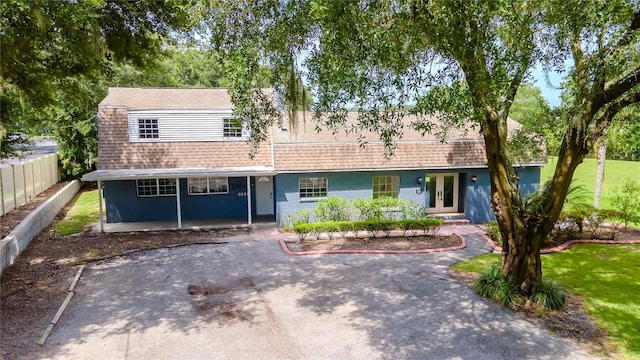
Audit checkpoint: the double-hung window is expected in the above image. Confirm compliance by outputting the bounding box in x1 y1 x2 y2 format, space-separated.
136 178 176 197
299 177 328 199
372 175 400 198
187 177 229 195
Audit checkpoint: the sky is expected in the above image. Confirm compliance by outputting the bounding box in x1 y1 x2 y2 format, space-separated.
530 64 567 108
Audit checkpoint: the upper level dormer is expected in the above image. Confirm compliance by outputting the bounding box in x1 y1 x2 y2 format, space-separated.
97 88 272 170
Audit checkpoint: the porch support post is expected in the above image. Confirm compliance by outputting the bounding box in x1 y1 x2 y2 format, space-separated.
98 180 104 233
175 177 182 229
247 176 252 225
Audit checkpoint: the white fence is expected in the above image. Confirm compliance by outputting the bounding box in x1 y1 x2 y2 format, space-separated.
1 154 60 216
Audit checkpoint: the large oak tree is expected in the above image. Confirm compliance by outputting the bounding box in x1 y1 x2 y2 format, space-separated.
209 0 640 296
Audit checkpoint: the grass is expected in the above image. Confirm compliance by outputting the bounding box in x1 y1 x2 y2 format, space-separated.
451 244 640 358
54 189 100 235
541 157 640 210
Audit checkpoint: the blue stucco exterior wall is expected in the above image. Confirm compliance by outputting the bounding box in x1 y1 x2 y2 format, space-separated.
275 166 542 225
103 177 248 223
102 166 541 225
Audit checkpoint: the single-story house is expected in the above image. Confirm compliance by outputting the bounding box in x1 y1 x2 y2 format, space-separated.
81 87 545 230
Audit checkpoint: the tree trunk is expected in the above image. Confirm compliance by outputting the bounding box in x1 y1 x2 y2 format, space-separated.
500 222 545 296
594 139 607 209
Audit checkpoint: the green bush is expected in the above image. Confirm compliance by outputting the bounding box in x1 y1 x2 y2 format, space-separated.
314 197 352 222
291 219 443 240
611 179 640 229
474 263 518 307
284 209 311 230
532 281 566 310
485 221 502 246
474 263 566 310
352 197 424 221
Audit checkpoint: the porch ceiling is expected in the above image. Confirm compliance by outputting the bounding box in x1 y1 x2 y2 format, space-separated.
81 166 276 181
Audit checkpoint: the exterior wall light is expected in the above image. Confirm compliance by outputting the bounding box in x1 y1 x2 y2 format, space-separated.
417 177 423 184
471 175 478 183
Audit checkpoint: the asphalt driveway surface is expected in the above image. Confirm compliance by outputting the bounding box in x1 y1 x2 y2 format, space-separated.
41 226 594 359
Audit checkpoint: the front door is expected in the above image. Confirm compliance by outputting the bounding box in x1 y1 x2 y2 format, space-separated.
255 176 274 215
425 173 459 213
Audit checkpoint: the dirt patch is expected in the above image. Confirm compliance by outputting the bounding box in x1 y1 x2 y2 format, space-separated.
0 181 69 239
286 234 461 252
187 281 255 323
0 186 252 359
448 269 618 358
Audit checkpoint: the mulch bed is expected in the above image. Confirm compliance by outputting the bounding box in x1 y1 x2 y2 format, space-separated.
286 234 461 252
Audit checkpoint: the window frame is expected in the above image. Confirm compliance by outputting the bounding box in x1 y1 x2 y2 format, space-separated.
299 177 328 200
223 118 244 139
372 175 400 199
187 177 229 195
137 118 159 140
136 178 176 197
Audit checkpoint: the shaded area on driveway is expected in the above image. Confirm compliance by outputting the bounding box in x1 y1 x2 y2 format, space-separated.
40 226 595 359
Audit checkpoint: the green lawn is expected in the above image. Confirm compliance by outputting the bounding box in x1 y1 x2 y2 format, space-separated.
54 189 100 235
451 244 640 358
541 157 640 210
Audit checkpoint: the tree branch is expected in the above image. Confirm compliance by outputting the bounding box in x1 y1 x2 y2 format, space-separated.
591 90 640 141
503 66 526 116
592 66 640 114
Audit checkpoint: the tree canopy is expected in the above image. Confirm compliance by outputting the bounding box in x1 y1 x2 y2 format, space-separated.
0 0 202 160
208 0 640 297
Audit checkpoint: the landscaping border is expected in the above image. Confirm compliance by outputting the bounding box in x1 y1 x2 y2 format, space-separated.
476 231 640 253
280 233 467 255
0 180 80 273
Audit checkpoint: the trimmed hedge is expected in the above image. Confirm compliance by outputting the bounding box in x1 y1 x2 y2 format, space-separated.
292 218 443 240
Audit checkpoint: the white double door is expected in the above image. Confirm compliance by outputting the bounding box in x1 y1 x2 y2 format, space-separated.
425 173 459 213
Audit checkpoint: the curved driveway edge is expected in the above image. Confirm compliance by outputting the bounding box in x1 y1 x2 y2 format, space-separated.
280 233 467 255
477 231 640 253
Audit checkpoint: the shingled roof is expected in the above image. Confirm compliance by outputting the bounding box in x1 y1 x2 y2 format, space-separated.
271 112 502 171
100 87 235 110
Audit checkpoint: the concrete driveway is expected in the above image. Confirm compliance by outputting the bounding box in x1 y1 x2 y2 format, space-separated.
41 226 594 359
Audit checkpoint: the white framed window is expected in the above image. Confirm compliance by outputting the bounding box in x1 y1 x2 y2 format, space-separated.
188 177 229 195
136 178 176 197
138 119 159 139
223 118 243 139
299 177 328 199
373 175 400 199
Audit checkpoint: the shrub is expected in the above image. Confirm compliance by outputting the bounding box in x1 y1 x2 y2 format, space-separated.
352 197 425 221
532 281 566 310
485 221 502 246
352 198 385 221
284 209 311 230
291 219 443 240
611 179 640 229
475 264 566 310
314 197 352 222
474 263 518 307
